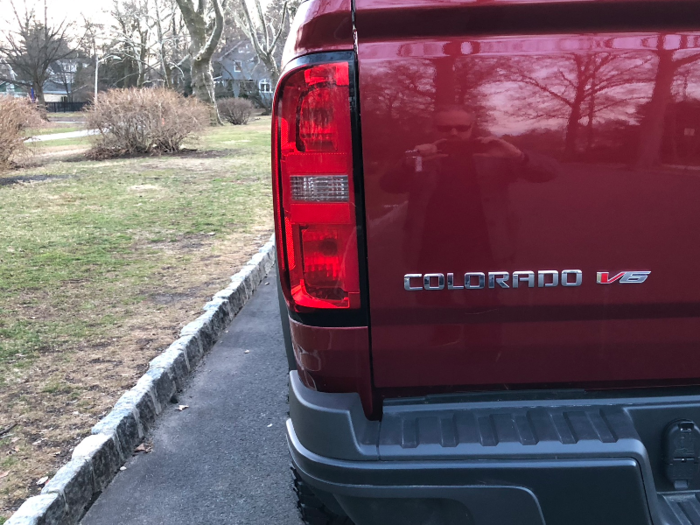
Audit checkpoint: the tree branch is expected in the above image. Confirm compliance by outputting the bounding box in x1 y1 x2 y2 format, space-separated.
195 0 223 61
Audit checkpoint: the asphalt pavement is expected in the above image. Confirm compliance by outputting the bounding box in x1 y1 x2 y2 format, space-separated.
81 269 303 525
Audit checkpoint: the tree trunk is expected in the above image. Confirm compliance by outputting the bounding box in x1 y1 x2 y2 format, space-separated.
175 0 224 125
260 52 280 85
191 58 218 120
137 29 149 88
136 59 146 88
34 82 48 119
635 49 675 169
35 84 46 106
564 91 585 159
153 0 173 89
240 0 288 90
586 79 596 152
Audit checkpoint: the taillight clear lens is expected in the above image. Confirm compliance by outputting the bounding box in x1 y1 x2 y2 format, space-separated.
273 61 360 311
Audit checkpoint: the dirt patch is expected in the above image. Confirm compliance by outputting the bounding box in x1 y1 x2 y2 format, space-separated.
172 148 241 159
0 175 70 187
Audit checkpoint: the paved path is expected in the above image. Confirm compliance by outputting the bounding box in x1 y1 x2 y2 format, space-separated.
81 270 303 525
26 130 97 142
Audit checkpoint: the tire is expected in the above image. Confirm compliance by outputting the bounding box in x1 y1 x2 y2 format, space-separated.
292 465 355 525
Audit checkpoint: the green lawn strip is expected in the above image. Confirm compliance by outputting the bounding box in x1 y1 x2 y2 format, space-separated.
195 116 271 151
26 125 84 137
0 121 272 383
28 136 91 150
47 112 86 119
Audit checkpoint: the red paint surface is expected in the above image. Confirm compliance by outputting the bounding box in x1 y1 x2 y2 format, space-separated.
281 0 354 68
289 318 375 416
354 14 700 389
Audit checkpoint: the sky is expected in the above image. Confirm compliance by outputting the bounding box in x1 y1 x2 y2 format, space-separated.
0 0 112 30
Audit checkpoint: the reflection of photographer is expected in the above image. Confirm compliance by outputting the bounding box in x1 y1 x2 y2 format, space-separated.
413 108 525 164
383 106 559 266
408 107 548 172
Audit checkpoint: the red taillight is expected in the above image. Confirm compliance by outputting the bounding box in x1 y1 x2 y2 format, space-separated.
273 61 360 311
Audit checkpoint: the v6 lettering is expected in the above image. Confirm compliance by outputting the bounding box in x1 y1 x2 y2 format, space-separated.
597 271 651 284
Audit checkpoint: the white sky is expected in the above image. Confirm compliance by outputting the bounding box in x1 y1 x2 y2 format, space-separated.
0 0 112 30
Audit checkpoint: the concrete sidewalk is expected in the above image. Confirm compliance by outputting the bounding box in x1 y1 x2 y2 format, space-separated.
26 130 97 142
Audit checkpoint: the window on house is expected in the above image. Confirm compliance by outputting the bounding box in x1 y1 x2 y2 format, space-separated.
259 80 272 93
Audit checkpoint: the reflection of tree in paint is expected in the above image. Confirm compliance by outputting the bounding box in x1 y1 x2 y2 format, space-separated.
635 35 700 168
360 33 700 168
360 60 435 159
652 99 700 165
496 51 652 159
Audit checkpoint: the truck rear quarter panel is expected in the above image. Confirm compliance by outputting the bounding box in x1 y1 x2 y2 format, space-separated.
282 0 354 67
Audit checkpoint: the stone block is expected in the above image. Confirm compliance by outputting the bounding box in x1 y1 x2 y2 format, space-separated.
5 494 66 525
41 458 92 523
180 315 216 352
91 406 139 464
149 346 190 392
71 434 121 493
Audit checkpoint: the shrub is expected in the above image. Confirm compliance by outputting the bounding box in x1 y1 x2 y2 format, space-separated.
86 88 208 158
0 97 42 170
217 97 255 125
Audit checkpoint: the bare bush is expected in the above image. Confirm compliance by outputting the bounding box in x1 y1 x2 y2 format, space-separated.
217 97 255 125
86 88 208 158
0 97 42 170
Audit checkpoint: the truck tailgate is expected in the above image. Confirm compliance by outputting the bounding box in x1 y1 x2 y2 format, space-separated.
355 0 700 389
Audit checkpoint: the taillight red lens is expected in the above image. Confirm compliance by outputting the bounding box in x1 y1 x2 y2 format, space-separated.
273 61 360 311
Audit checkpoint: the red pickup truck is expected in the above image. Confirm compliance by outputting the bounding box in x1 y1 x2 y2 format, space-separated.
272 1 700 523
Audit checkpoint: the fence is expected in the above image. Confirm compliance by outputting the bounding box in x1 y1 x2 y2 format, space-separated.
45 101 88 113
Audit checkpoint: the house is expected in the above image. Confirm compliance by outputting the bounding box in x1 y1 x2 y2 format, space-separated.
215 41 273 99
0 62 27 98
47 58 91 102
0 81 27 98
0 59 89 102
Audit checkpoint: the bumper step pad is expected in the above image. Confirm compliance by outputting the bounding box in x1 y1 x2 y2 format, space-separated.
661 494 700 525
379 405 634 458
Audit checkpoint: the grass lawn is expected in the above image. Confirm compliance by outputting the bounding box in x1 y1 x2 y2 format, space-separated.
0 117 273 519
27 113 87 137
26 125 84 137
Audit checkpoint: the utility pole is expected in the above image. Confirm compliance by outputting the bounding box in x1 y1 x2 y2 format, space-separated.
94 50 99 103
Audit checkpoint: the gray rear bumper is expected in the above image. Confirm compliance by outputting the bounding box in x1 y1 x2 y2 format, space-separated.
287 371 700 525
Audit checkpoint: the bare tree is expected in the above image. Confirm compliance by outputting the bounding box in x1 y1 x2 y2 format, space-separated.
101 0 187 91
152 0 175 87
111 0 153 88
0 0 79 107
174 0 225 123
235 0 290 85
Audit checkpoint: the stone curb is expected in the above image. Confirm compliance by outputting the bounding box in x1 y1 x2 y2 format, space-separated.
6 235 276 525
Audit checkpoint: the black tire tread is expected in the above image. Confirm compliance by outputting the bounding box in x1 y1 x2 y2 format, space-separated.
292 466 354 525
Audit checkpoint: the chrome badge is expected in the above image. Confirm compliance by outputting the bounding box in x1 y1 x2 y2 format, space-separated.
596 271 651 284
404 270 650 291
